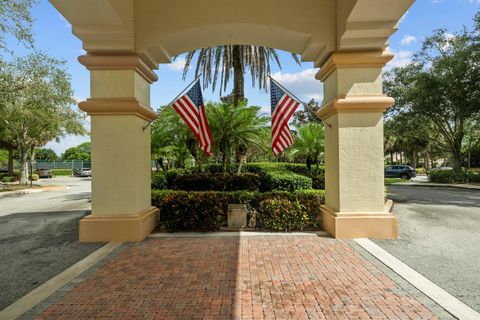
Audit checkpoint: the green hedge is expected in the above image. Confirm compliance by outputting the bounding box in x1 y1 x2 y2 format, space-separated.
153 162 322 192
52 169 72 176
151 172 168 189
243 163 315 192
467 173 480 183
416 168 426 175
257 198 307 232
151 189 324 232
173 173 260 191
1 176 15 183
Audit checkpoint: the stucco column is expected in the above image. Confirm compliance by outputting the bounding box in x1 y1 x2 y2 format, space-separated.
77 55 159 242
316 50 397 239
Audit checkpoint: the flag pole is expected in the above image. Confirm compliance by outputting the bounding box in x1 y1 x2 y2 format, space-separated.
142 75 202 131
268 75 331 128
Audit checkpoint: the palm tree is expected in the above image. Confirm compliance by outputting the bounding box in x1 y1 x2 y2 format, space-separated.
206 102 268 172
181 45 300 106
151 107 196 169
290 123 325 172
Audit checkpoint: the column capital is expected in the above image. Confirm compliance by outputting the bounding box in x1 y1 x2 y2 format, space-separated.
78 54 158 84
317 96 394 120
316 50 394 81
79 98 157 122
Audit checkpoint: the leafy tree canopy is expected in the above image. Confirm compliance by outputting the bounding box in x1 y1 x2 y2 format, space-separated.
384 12 480 171
0 0 36 52
0 53 85 184
35 148 58 161
62 142 91 161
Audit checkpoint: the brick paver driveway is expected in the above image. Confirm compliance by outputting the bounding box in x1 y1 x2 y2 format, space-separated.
33 235 448 319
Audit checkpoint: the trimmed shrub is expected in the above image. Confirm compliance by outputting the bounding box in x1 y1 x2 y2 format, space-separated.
151 172 167 189
283 163 325 176
31 173 39 181
166 172 260 191
242 163 313 192
257 198 308 232
311 173 325 190
2 176 14 183
52 169 72 176
416 168 426 175
429 170 467 183
263 171 312 192
225 173 260 191
467 168 480 174
151 189 324 232
159 191 222 232
467 173 480 183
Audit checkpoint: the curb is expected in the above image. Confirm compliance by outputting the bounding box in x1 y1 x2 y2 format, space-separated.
0 189 45 199
392 182 480 191
355 238 480 320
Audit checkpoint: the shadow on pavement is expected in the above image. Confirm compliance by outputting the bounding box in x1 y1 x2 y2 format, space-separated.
389 186 480 208
0 210 103 310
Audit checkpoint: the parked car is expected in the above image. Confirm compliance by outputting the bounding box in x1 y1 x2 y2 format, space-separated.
36 168 53 179
77 168 92 177
385 165 416 180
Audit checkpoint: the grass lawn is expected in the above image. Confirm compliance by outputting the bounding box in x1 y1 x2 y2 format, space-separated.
384 178 407 185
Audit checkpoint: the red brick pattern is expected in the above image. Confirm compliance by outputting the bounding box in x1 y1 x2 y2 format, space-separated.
38 236 438 319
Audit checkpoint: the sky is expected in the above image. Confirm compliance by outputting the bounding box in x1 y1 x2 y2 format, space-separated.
7 0 480 155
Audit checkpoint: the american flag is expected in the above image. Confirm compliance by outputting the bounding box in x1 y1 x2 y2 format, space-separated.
270 79 300 155
172 80 213 156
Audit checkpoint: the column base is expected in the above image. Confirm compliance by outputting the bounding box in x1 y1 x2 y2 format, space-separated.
79 207 159 242
321 204 398 239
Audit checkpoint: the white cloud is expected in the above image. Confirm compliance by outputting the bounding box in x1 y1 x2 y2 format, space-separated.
167 58 186 71
401 35 416 46
385 47 413 70
271 68 323 103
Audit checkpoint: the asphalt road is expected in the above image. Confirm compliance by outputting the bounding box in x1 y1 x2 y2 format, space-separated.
0 177 102 311
376 185 480 312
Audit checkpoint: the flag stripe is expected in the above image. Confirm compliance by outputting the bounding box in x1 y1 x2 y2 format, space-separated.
272 99 299 143
171 81 213 157
270 79 300 155
172 102 200 137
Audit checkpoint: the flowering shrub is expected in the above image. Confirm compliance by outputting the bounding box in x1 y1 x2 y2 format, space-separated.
257 198 308 232
152 189 324 232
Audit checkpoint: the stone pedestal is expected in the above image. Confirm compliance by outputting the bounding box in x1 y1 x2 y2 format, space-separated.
228 204 247 229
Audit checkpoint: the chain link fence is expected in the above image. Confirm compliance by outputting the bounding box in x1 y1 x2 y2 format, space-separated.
30 160 92 170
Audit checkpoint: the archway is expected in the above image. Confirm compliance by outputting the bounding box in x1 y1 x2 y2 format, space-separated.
49 0 414 242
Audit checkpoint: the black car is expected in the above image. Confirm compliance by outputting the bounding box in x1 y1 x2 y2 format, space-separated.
385 165 416 180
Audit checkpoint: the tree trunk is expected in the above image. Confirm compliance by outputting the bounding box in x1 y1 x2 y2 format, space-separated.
236 144 247 174
306 156 313 173
237 153 247 174
222 152 228 173
7 145 14 175
411 149 417 169
232 45 244 107
425 144 430 173
30 146 36 162
451 145 463 173
18 146 29 185
390 152 394 165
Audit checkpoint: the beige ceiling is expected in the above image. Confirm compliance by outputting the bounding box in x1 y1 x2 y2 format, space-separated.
49 0 414 69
